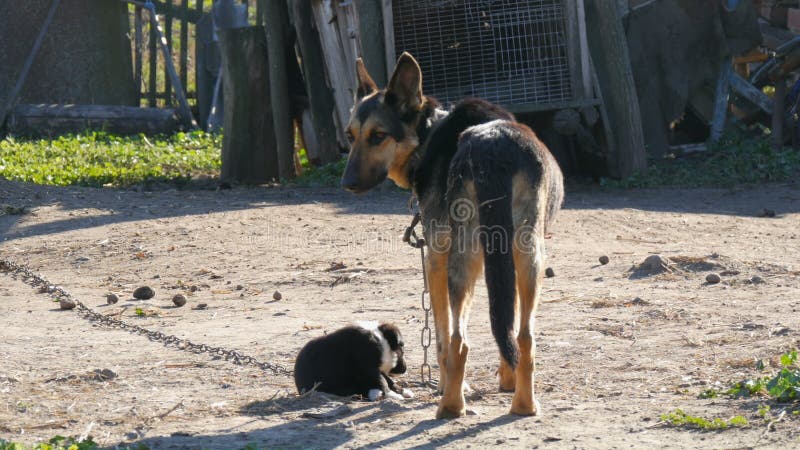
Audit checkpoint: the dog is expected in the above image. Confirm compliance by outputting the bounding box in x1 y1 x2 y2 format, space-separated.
341 53 564 418
294 322 413 401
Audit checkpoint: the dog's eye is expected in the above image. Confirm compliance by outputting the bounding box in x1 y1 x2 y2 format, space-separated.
346 131 355 143
368 131 387 145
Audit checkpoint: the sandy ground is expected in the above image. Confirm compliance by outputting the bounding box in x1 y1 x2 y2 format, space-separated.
1 178 800 449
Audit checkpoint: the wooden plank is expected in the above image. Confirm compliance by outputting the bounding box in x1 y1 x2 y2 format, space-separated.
577 0 592 99
772 76 786 149
8 104 180 136
148 11 158 107
564 0 583 100
291 0 342 164
180 0 189 93
730 72 774 114
381 0 395 82
134 6 144 106
312 0 353 145
355 0 387 86
710 60 732 142
264 0 296 179
584 0 647 178
164 0 173 105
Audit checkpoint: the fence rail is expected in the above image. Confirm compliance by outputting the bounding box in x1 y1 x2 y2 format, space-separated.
129 0 258 111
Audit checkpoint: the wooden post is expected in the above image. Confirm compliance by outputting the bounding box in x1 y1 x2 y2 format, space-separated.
710 60 733 142
291 0 342 164
263 0 296 180
180 0 189 93
355 0 387 86
219 26 279 183
148 13 158 107
772 76 786 149
584 0 646 178
134 6 143 106
164 0 173 103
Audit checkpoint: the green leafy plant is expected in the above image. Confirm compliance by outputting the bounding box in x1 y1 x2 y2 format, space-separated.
1 435 98 450
135 307 145 317
698 351 800 402
0 131 221 187
660 409 748 430
602 131 800 188
292 157 347 187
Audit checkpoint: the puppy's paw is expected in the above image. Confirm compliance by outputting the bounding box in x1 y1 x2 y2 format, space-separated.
401 388 415 399
368 389 383 401
386 390 404 401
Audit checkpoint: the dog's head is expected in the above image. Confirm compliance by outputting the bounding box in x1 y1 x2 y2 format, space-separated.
341 52 427 193
378 323 407 375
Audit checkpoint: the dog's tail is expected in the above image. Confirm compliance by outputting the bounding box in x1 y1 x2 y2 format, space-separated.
475 176 519 369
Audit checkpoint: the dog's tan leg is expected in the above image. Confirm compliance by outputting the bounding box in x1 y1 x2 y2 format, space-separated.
426 251 450 394
436 250 482 419
510 239 544 416
498 294 519 392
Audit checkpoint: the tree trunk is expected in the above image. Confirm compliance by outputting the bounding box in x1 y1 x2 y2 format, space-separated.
584 0 647 178
291 0 343 165
219 26 279 184
262 0 295 180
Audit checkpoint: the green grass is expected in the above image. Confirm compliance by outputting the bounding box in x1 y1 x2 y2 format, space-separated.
1 436 99 450
602 132 800 188
701 350 800 402
0 131 221 188
292 157 347 187
660 409 748 431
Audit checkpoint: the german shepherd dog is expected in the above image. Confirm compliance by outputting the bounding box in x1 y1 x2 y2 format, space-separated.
342 53 564 418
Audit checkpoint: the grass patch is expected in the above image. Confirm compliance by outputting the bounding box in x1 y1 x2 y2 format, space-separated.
0 131 221 188
700 350 800 402
1 436 99 450
292 157 347 187
660 409 748 430
602 132 800 188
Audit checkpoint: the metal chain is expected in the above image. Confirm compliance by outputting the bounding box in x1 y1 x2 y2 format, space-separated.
402 212 432 386
0 258 293 377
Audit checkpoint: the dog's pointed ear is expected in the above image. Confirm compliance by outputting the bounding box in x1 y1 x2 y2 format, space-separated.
386 52 423 112
355 58 378 100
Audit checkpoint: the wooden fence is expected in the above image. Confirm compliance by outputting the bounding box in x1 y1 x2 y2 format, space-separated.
128 0 259 109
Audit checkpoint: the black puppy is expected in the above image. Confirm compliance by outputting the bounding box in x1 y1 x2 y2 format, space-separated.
294 322 413 401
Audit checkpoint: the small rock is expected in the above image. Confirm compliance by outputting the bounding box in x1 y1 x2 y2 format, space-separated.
750 276 764 284
59 298 76 310
757 208 776 218
172 294 187 307
106 293 119 305
545 267 555 278
189 285 199 293
133 286 155 300
642 254 670 271
599 255 610 265
705 273 721 284
273 291 282 301
235 284 244 290
194 303 208 310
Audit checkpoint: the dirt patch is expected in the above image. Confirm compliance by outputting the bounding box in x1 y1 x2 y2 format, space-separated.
1 179 800 448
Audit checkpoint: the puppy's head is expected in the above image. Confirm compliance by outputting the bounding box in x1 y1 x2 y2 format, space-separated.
378 323 406 375
341 53 427 193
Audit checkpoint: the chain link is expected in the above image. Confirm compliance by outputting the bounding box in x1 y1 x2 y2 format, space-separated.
0 258 294 377
403 211 433 386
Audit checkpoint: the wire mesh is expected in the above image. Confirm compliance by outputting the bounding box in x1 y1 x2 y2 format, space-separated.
392 0 573 107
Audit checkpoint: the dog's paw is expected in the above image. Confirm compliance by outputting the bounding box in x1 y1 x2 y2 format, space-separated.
368 389 383 401
401 388 415 399
386 391 404 401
